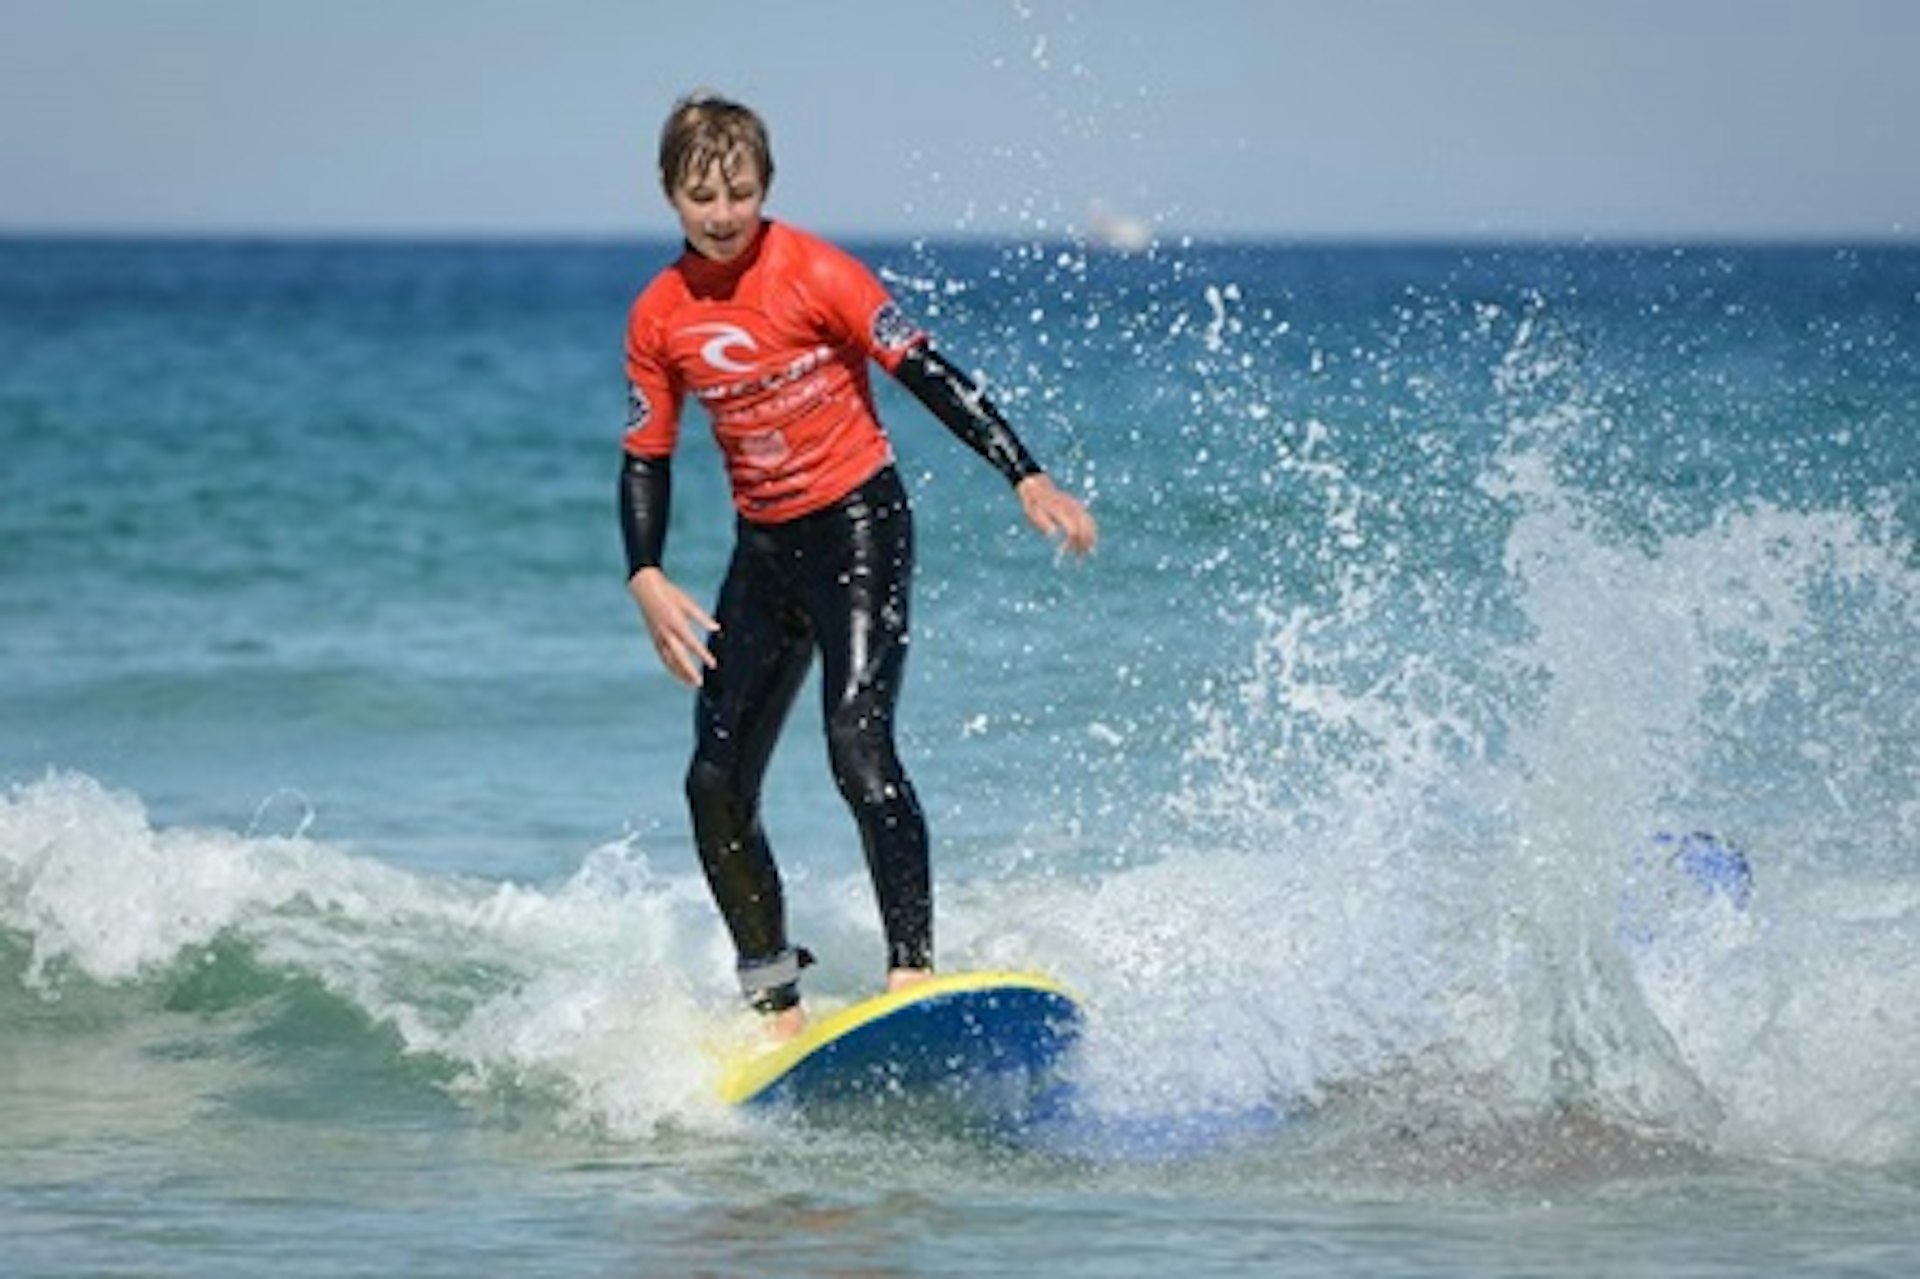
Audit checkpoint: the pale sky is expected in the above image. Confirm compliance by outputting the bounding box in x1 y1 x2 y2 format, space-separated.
2 0 1915 241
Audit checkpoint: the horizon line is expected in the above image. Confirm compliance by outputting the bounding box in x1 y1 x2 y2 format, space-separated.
4 225 1916 251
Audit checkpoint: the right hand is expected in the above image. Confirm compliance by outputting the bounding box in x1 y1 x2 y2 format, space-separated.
628 568 718 687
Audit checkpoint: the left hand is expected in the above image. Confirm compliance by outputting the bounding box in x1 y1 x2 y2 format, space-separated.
1015 473 1098 556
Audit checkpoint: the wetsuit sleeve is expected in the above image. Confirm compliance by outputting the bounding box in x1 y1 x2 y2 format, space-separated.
620 301 681 576
894 343 1045 488
618 453 671 576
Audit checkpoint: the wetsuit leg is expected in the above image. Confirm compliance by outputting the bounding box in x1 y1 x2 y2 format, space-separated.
802 467 933 972
685 528 815 970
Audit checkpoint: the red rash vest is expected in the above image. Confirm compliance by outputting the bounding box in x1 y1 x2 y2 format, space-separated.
623 220 926 524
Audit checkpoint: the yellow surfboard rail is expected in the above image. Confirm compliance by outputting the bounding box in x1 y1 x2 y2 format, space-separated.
716 969 1077 1106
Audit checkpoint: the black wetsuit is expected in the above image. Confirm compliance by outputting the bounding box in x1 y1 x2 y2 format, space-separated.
690 464 927 981
623 331 1042 1011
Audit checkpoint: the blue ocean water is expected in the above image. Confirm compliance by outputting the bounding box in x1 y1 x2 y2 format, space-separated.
3 235 1917 1275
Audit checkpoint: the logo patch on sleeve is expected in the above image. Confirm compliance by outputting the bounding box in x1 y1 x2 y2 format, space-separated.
626 383 652 430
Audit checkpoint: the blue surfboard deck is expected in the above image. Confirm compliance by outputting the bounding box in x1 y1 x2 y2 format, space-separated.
717 971 1083 1118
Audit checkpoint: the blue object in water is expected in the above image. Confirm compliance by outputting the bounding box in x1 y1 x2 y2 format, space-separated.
1654 830 1755 909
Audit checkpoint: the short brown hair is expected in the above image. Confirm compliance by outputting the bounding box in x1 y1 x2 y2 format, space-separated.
658 92 774 195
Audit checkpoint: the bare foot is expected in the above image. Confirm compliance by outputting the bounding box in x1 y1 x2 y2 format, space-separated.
765 1004 807 1042
887 967 934 994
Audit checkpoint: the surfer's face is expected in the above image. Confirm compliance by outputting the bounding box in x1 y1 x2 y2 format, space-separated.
671 153 765 263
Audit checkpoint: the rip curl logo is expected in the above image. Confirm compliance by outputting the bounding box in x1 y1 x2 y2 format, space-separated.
870 301 917 353
685 322 760 374
625 382 651 430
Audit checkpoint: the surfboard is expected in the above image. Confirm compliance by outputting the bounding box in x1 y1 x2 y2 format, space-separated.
716 970 1083 1117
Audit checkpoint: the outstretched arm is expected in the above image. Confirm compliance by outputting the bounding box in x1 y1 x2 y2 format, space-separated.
893 344 1098 555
